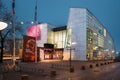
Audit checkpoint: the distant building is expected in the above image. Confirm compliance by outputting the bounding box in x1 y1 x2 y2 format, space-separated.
25 8 115 61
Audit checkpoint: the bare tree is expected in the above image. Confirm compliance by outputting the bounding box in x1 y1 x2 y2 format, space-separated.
0 0 24 63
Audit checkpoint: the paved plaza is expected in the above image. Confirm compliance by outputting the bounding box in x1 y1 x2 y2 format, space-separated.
0 60 120 80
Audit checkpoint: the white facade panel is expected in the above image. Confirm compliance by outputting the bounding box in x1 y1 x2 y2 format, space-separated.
66 8 87 60
36 23 48 47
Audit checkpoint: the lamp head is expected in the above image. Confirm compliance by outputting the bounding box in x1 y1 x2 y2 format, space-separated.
0 21 8 30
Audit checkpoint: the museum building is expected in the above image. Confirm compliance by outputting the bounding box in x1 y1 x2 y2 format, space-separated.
24 8 115 61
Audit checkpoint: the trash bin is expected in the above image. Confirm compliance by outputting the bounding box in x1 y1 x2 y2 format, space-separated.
21 74 29 80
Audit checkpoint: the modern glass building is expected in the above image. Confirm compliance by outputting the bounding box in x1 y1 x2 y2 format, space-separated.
63 8 115 60
21 8 115 61
3 8 115 61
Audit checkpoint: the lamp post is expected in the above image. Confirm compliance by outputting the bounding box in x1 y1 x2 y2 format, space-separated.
34 0 38 63
0 21 8 63
69 42 76 73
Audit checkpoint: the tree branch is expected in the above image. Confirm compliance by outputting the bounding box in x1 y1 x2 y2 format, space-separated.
3 30 10 40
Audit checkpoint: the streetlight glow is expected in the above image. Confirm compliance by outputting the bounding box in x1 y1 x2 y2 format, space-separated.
0 21 8 30
71 42 77 45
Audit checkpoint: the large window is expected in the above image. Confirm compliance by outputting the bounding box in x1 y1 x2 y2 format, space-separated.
53 30 66 48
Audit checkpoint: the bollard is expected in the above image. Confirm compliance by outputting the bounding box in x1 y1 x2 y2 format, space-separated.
81 66 85 70
50 70 56 77
100 63 103 66
70 67 74 73
21 74 29 80
96 64 99 67
89 64 93 68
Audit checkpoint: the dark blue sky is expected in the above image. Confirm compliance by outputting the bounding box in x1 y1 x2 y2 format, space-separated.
3 0 120 51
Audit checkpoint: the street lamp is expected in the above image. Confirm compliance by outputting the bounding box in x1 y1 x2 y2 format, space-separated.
0 21 8 30
69 42 76 73
0 21 8 63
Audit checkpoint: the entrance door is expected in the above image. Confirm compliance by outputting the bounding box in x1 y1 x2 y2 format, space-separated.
44 49 54 60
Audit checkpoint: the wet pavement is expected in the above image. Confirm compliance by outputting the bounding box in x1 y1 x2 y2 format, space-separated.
0 60 120 80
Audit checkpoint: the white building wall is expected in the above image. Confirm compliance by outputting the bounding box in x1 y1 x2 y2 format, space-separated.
36 23 48 47
65 8 87 60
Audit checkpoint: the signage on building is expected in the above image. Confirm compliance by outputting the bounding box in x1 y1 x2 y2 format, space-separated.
22 35 36 62
27 25 41 40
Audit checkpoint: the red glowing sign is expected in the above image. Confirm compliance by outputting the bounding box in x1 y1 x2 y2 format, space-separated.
23 35 36 62
27 25 41 40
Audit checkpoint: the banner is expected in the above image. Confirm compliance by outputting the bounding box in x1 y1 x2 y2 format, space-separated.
22 35 36 62
27 25 41 40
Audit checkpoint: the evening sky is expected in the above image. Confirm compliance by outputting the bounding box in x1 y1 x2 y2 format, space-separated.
3 0 120 52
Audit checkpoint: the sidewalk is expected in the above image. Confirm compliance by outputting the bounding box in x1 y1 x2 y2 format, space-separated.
0 60 115 80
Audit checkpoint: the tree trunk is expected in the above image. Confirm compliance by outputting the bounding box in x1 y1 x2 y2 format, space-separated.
0 40 4 63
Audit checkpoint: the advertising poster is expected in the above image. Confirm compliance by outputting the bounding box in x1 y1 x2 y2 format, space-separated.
27 25 41 40
22 35 36 62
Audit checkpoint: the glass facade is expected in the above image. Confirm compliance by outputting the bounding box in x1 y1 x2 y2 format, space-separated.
86 9 115 60
53 30 66 48
65 8 115 60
